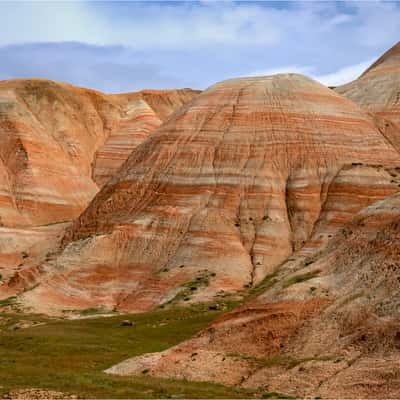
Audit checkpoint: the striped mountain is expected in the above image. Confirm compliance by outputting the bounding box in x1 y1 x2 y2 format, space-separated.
6 73 400 315
0 79 199 283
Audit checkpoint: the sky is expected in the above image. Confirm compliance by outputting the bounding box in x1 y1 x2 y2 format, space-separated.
0 0 399 93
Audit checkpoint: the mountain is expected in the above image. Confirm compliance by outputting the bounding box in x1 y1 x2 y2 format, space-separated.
0 78 113 228
0 41 400 399
107 192 400 398
0 79 199 286
336 41 400 151
0 79 199 227
7 73 400 315
104 46 400 399
92 89 200 186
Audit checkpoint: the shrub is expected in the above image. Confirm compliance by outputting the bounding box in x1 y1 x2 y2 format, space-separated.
283 270 321 288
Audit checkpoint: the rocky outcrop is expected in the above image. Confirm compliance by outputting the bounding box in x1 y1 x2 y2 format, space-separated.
336 41 400 122
336 41 400 151
0 79 115 227
10 74 400 314
0 222 68 286
104 48 400 398
0 79 199 227
92 89 199 186
0 79 199 290
1 44 399 399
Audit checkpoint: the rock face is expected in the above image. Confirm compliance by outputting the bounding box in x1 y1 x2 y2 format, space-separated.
107 191 400 399
0 79 199 287
337 41 400 122
0 79 199 227
0 222 69 286
10 74 400 314
0 79 114 227
1 45 399 399
105 47 400 399
92 89 199 186
106 44 400 399
336 41 400 151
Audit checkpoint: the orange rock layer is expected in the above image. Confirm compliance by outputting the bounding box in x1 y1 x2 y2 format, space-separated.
336 41 400 148
107 192 400 399
92 89 199 186
0 79 199 227
9 74 400 314
106 46 400 399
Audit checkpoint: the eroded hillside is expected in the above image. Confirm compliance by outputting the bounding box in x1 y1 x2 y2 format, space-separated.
4 73 399 316
0 79 199 287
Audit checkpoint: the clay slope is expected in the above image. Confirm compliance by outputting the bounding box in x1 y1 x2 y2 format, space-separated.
107 191 400 399
0 79 199 285
0 79 199 227
92 89 200 186
336 41 400 151
0 78 115 227
9 74 400 314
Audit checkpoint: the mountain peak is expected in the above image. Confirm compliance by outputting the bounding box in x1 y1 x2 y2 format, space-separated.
360 41 400 77
336 41 400 127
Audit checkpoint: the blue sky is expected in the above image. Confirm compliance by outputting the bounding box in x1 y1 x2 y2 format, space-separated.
0 1 399 93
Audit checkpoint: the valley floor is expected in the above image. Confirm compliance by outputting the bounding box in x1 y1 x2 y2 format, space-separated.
0 304 286 399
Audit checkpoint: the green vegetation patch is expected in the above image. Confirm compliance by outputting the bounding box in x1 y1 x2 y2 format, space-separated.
246 272 278 300
0 306 259 398
162 270 215 306
78 307 114 316
227 351 344 371
262 391 297 399
0 296 17 308
282 270 321 288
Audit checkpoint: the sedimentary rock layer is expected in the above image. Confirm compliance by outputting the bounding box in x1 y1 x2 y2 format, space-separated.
11 74 400 314
0 79 199 227
336 41 400 149
92 89 199 186
0 79 114 227
0 79 199 289
0 222 69 296
105 49 400 399
107 191 400 399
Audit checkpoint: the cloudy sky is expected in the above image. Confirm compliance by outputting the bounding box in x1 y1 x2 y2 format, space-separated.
0 1 399 93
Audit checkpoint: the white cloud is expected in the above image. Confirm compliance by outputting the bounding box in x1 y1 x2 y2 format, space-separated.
0 1 399 91
313 59 374 86
0 2 283 48
248 59 375 87
0 1 397 51
249 65 315 77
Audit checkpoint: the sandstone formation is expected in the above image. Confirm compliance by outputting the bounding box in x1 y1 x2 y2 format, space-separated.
8 73 400 315
0 79 199 289
0 79 199 227
105 47 400 399
1 42 400 400
92 89 199 186
0 222 69 285
336 41 400 151
0 79 114 227
107 191 400 398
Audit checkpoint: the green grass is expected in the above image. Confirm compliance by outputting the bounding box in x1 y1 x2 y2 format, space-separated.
0 305 260 398
282 270 321 288
162 271 215 306
0 296 17 307
78 307 114 316
246 272 278 299
0 265 289 398
227 352 341 371
262 391 296 399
